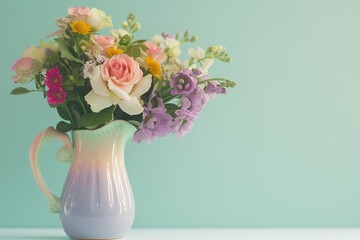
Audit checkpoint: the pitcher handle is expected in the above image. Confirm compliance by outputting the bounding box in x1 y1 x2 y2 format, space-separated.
29 127 73 213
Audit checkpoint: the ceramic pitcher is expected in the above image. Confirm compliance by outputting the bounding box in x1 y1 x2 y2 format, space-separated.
29 120 136 239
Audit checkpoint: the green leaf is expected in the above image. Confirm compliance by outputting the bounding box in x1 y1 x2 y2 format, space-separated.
126 43 148 59
165 103 181 110
56 121 73 133
128 120 141 128
63 85 74 91
79 106 115 128
10 87 31 95
55 39 84 64
166 97 182 107
75 79 85 86
131 39 146 44
56 106 71 121
119 34 131 46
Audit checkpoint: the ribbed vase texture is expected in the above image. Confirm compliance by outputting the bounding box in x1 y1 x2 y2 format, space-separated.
59 121 136 239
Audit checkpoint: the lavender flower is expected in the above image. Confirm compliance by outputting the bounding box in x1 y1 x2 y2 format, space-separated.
133 97 174 143
174 86 207 136
170 69 197 95
204 82 227 95
192 68 202 76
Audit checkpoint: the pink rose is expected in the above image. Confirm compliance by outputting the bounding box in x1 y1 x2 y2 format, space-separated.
85 54 151 115
91 35 115 54
101 54 143 94
144 41 166 64
12 57 33 83
68 6 90 20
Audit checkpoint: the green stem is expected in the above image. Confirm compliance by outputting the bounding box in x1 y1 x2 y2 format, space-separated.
161 87 172 96
163 94 180 102
77 95 87 114
197 78 232 85
65 104 77 129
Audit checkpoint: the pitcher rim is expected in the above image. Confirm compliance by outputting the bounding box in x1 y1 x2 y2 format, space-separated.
71 120 137 135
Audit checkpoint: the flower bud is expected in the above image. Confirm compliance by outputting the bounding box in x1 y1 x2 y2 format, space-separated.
192 68 202 76
122 21 128 28
190 36 198 42
208 46 218 54
134 22 141 30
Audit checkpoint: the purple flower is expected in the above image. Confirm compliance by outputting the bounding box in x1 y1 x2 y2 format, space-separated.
133 97 174 143
170 69 197 95
192 68 202 76
174 86 208 136
204 82 227 95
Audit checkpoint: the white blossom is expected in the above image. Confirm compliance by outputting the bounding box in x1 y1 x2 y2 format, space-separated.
188 47 205 60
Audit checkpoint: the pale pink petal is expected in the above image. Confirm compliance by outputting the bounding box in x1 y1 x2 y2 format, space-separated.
12 57 33 71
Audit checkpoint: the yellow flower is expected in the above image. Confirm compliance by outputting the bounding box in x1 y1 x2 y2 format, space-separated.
70 20 92 35
145 56 161 79
106 46 123 57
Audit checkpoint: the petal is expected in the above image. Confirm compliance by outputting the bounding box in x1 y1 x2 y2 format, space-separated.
117 96 144 115
130 74 152 98
85 90 113 113
90 66 110 96
108 80 131 101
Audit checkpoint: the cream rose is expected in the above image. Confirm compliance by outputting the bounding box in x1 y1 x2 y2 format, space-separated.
85 54 152 115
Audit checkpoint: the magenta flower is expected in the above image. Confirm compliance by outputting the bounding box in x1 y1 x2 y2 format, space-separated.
46 85 67 106
43 67 66 106
44 66 63 88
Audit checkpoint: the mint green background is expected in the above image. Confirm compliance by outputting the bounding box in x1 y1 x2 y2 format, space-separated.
1 0 360 227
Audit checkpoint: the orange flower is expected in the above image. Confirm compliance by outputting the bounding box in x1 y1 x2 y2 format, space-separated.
70 20 92 35
145 56 161 79
106 46 123 57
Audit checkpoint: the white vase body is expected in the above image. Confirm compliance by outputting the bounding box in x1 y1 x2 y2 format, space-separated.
29 120 136 239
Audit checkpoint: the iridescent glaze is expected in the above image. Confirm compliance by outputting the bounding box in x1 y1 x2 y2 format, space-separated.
30 120 136 239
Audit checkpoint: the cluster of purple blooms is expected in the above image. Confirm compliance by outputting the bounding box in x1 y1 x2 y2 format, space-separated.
133 69 226 143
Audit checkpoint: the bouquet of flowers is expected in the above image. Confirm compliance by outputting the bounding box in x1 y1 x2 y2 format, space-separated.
11 6 236 143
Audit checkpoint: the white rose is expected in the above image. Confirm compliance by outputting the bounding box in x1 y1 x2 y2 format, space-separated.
87 8 113 31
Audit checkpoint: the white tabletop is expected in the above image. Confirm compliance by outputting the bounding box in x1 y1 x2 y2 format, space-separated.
1 228 360 240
